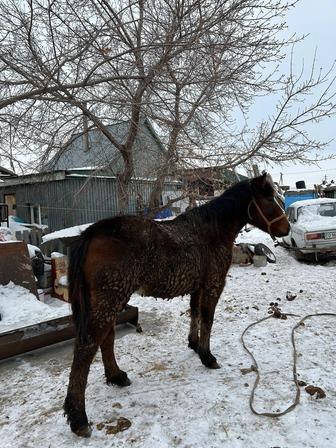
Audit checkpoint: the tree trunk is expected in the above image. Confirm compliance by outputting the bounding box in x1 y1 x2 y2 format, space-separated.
148 126 179 215
117 147 134 214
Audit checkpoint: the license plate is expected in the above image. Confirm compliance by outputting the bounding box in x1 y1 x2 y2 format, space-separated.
324 231 336 239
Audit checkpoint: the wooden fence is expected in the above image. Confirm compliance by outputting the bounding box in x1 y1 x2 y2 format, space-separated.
15 228 43 247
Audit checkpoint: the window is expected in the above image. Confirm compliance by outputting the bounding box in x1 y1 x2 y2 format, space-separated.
29 205 48 226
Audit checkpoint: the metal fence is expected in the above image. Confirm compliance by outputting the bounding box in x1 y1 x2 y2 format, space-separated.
0 175 183 232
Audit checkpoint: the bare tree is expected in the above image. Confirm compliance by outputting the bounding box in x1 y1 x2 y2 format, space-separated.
146 51 336 212
0 0 334 213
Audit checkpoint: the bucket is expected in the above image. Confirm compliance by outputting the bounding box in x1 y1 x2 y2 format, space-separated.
253 255 267 267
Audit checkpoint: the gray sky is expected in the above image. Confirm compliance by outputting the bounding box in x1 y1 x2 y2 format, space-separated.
250 0 336 188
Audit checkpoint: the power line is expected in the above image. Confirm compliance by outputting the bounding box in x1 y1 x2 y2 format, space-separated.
271 167 336 176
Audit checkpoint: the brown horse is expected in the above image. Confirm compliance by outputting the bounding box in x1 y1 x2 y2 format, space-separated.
64 173 290 437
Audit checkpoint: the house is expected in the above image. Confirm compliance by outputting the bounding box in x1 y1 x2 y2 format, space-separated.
0 120 182 232
181 166 248 198
319 181 336 199
46 118 166 178
0 166 17 225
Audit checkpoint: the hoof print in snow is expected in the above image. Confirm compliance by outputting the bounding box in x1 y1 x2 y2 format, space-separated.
305 385 326 399
96 417 132 435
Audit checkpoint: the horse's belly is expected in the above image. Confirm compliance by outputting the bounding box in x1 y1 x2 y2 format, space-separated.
136 247 203 299
137 282 197 300
138 267 200 299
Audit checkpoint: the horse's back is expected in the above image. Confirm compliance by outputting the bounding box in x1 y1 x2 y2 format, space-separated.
81 214 232 301
83 215 153 243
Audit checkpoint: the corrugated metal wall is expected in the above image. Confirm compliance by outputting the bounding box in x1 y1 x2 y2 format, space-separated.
0 176 182 231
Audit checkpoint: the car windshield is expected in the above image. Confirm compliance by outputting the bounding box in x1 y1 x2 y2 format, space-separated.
297 203 336 222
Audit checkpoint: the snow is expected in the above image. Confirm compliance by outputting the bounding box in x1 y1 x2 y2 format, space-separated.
51 251 67 258
27 244 42 258
8 215 32 232
58 275 68 287
1 229 336 447
298 217 336 232
296 202 336 232
291 198 336 209
43 223 92 243
0 217 46 243
0 282 70 332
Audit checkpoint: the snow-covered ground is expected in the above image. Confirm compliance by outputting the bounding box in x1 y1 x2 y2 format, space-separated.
1 228 336 447
0 283 70 332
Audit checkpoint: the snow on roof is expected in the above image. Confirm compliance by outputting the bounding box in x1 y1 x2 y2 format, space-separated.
42 223 92 243
290 198 336 208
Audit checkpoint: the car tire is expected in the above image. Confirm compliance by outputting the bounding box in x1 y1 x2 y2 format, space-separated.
290 239 305 261
294 249 306 261
254 243 276 263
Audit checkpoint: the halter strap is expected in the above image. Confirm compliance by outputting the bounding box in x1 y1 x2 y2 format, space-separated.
247 196 286 236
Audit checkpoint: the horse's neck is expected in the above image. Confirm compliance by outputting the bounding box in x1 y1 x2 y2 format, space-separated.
212 196 248 244
184 192 250 245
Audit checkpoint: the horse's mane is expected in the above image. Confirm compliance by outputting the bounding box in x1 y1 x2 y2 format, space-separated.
176 179 252 226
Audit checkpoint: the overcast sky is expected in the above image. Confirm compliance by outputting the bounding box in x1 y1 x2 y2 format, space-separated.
250 0 336 188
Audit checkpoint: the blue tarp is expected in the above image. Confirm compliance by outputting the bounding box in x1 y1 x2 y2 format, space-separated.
144 207 174 219
154 208 173 219
284 191 318 209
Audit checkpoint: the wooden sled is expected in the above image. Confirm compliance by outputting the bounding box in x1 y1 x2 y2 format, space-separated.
0 305 139 361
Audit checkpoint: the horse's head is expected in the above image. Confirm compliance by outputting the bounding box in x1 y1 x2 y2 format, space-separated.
248 173 290 238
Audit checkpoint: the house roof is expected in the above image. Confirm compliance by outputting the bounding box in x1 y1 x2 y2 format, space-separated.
46 118 166 177
0 166 17 179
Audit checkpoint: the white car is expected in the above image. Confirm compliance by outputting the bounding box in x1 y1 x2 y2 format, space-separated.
283 198 336 259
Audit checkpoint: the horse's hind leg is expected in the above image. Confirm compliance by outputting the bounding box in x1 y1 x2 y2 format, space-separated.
188 290 202 352
101 323 131 387
64 332 100 437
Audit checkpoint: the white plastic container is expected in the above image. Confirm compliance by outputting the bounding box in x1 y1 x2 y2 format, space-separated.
253 255 267 267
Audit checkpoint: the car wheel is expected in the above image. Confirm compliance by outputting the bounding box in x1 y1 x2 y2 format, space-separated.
254 243 276 263
294 249 306 261
290 239 305 261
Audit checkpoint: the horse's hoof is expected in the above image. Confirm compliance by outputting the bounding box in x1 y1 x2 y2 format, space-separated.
199 351 221 369
118 376 132 387
106 371 131 387
73 424 92 438
208 361 221 369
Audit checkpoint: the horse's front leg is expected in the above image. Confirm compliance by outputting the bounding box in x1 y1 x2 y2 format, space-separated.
188 290 202 352
198 291 221 369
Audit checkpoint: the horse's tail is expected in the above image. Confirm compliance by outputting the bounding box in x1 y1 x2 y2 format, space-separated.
68 232 92 343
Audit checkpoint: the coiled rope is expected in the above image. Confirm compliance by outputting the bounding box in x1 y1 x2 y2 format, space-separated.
241 311 336 417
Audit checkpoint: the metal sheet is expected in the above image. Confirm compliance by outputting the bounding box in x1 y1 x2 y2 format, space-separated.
0 241 37 297
0 305 138 360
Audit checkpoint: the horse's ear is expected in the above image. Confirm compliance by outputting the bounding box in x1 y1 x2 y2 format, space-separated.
251 173 275 197
251 173 268 191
